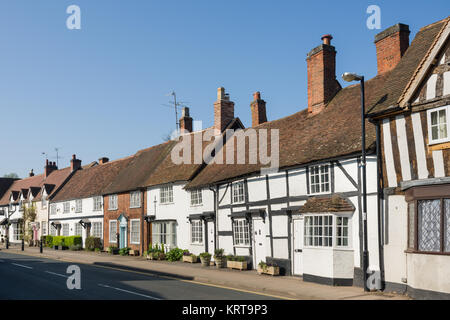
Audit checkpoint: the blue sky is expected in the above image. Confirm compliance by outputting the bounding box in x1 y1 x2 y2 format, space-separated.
1 0 449 178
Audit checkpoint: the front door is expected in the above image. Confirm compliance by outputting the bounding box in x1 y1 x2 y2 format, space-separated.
119 226 127 249
207 221 215 253
292 219 304 275
253 219 266 267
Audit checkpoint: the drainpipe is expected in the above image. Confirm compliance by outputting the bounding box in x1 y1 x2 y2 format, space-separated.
141 188 145 256
375 119 385 289
208 185 218 251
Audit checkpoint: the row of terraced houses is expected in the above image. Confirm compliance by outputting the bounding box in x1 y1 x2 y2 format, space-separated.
1 17 450 299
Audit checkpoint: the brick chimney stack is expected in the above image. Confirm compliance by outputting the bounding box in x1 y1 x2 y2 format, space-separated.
44 159 58 178
306 34 341 115
179 107 193 133
374 23 410 74
70 154 82 172
214 87 235 133
250 92 267 127
29 169 34 177
98 157 109 165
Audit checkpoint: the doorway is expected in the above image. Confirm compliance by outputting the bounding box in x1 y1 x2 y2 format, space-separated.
252 219 266 268
292 219 304 276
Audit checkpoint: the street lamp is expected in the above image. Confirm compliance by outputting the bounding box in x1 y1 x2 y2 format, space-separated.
342 72 369 292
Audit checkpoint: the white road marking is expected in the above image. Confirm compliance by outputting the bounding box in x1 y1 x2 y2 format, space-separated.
98 284 161 300
12 263 33 269
45 271 68 278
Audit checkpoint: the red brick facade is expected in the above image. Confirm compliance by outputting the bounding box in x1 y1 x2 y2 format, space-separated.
250 92 267 127
375 23 410 74
306 35 341 115
214 87 235 132
103 190 149 255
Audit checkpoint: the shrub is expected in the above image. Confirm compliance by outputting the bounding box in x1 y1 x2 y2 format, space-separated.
200 252 211 259
85 236 102 251
43 235 53 247
94 248 101 253
214 248 224 258
166 248 185 262
119 247 130 256
69 244 82 251
52 236 65 247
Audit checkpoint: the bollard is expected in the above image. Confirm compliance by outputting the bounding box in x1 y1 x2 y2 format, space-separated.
6 237 8 249
21 238 24 251
40 239 43 253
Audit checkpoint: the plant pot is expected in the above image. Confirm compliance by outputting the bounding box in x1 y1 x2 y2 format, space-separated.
227 260 247 270
61 246 68 251
200 256 211 267
214 257 226 268
53 245 58 250
183 255 198 263
129 249 139 256
146 254 153 260
257 266 279 276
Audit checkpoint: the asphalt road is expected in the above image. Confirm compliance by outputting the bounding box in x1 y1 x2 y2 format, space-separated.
0 251 281 300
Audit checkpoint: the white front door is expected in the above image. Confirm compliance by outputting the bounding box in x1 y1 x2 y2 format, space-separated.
207 221 215 253
253 219 266 267
293 219 304 275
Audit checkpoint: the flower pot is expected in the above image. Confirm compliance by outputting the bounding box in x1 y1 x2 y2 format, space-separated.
227 260 247 270
200 256 211 267
214 257 226 268
257 265 279 276
53 245 58 250
129 249 139 256
183 255 198 263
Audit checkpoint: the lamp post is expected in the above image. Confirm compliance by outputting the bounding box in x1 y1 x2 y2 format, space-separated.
342 72 369 292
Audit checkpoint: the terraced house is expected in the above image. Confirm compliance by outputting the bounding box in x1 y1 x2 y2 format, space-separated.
367 17 450 299
49 156 132 246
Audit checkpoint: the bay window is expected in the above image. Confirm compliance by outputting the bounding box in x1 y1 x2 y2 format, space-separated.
152 221 176 249
304 215 350 248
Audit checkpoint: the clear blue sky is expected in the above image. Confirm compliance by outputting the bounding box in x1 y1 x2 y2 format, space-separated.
1 0 449 178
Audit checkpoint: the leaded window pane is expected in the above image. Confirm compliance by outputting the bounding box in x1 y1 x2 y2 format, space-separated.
418 200 441 252
445 199 450 252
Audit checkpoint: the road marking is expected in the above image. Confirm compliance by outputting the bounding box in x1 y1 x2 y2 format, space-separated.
45 271 68 278
12 263 33 269
6 251 293 300
98 284 161 300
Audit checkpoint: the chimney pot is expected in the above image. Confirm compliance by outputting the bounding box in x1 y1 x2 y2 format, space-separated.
29 169 34 177
70 155 82 172
321 34 333 45
98 157 109 164
180 107 193 133
253 92 261 101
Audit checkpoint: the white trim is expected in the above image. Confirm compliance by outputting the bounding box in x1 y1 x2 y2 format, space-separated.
432 150 445 178
130 219 140 244
411 112 430 179
395 115 412 181
444 71 450 96
382 119 398 187
427 105 450 145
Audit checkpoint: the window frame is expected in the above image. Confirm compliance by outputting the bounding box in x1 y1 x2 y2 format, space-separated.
190 219 203 244
304 214 351 249
427 105 450 145
408 197 450 255
62 223 69 236
130 191 141 208
63 202 70 214
92 222 102 239
233 218 250 247
152 221 177 249
232 182 245 204
109 220 117 243
308 164 331 195
93 196 102 212
160 185 174 204
190 189 203 206
75 223 82 236
109 194 118 211
75 199 82 213
130 219 140 244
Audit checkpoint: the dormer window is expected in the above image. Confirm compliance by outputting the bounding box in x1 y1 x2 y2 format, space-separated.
309 164 330 194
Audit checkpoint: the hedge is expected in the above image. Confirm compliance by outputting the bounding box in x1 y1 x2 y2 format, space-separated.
85 236 102 251
42 235 82 248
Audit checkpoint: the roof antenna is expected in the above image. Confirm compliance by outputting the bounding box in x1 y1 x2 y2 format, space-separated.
162 91 190 135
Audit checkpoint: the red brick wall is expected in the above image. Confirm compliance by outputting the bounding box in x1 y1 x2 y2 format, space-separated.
250 93 267 127
103 189 148 255
375 30 409 74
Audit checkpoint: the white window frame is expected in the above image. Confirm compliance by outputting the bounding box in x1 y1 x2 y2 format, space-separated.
309 164 331 195
63 202 70 214
190 189 203 206
13 223 22 241
130 191 141 208
109 220 117 243
427 105 450 145
62 223 69 236
109 194 118 210
152 221 176 250
190 220 203 244
92 222 102 239
233 219 250 246
130 219 140 244
336 216 350 247
304 214 352 249
75 223 82 236
75 199 82 213
50 204 56 215
232 182 245 204
160 185 173 204
93 196 102 211
42 221 47 236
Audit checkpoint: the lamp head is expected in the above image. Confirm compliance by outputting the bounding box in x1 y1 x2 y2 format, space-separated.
342 72 363 82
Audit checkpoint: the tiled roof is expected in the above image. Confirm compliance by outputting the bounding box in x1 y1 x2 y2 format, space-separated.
0 174 46 205
51 157 133 201
186 73 390 189
367 17 448 116
33 167 72 201
298 195 355 213
102 141 176 194
0 178 16 200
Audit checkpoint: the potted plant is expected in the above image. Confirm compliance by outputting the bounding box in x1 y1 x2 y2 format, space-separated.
182 251 198 263
257 261 280 276
213 249 226 268
129 249 139 256
226 255 248 270
199 252 211 266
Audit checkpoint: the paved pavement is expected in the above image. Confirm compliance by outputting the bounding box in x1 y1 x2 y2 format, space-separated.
0 244 409 300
